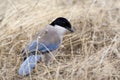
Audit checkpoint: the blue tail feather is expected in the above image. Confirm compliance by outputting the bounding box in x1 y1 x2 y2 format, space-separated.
18 55 41 76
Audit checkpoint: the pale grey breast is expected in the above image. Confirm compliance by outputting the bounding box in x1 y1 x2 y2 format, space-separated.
36 25 62 46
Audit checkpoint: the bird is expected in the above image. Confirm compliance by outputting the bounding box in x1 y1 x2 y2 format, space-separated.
18 17 74 76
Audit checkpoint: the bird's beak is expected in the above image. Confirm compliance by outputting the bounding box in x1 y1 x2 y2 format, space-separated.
68 27 74 33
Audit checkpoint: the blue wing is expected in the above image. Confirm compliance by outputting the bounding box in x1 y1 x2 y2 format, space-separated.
18 40 61 75
18 55 41 76
26 40 61 53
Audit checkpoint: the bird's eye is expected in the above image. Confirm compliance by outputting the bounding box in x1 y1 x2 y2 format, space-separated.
63 22 65 24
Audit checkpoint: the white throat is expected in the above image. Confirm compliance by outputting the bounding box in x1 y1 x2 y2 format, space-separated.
54 25 67 35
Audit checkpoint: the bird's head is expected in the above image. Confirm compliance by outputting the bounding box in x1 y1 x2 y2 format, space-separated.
50 17 74 33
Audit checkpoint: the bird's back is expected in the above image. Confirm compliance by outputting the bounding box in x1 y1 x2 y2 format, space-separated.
23 25 62 56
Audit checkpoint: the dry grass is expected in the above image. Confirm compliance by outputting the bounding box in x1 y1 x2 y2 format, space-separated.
0 0 120 80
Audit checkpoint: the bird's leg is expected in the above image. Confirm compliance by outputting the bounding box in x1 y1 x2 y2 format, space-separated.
44 53 52 66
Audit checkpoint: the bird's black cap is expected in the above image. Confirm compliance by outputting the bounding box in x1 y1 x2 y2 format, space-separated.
50 17 74 32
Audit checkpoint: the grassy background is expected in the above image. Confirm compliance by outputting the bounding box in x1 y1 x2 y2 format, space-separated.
0 0 120 80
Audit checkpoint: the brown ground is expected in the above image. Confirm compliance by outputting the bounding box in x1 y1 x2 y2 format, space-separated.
0 0 120 80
